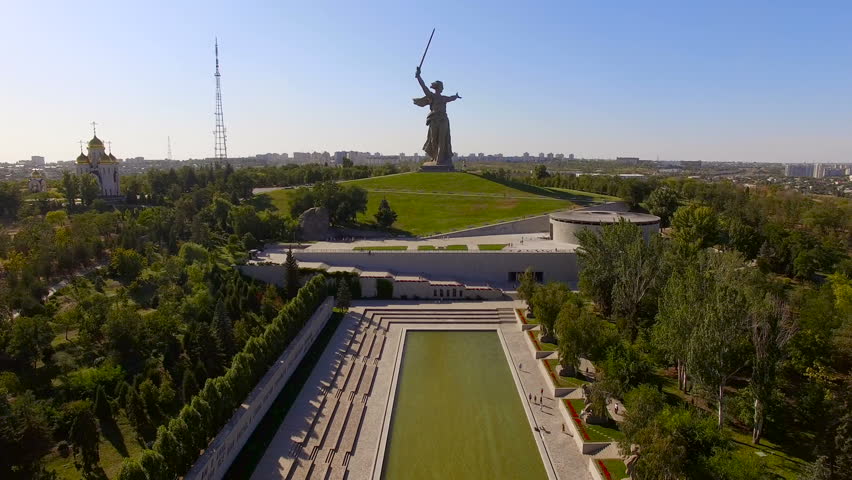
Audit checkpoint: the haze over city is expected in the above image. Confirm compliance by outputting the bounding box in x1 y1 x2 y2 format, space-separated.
2 0 851 163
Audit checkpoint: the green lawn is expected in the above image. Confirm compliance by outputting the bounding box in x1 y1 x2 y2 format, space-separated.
478 244 507 251
262 172 584 236
566 399 624 443
417 244 468 251
543 187 620 206
545 359 589 388
596 459 628 480
536 331 557 352
46 413 144 479
344 172 554 197
729 430 810 479
352 245 408 251
383 331 547 479
657 371 809 479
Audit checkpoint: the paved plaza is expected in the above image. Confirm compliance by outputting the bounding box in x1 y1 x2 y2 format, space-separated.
250 300 593 480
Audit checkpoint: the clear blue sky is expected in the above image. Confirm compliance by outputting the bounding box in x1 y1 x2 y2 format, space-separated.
1 1 850 163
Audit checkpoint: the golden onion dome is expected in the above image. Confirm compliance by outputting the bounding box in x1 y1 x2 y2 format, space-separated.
30 169 44 178
88 135 105 149
76 153 90 163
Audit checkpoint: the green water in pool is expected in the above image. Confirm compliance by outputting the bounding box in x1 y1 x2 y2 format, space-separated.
381 330 547 480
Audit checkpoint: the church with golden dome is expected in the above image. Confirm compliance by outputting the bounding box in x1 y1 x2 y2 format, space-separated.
75 124 121 197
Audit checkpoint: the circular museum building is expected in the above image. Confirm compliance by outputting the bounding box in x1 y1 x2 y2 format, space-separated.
549 210 661 245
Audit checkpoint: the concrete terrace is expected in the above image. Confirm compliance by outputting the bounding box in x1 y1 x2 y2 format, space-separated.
250 301 591 480
255 233 577 257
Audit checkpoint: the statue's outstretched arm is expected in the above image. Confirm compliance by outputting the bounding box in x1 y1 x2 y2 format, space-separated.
415 68 431 96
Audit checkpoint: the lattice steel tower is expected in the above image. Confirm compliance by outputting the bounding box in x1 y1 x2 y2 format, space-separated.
213 38 228 160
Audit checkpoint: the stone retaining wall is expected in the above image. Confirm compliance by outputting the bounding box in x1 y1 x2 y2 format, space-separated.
185 297 335 480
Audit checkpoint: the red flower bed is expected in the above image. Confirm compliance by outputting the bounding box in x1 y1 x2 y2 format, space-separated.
565 399 580 418
547 365 559 386
516 308 529 324
597 460 613 480
527 330 542 350
573 417 591 440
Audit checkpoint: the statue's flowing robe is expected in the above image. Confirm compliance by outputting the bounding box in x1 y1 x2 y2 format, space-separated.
413 95 453 165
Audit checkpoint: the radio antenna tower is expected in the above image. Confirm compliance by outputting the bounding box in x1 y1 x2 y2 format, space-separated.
167 136 172 160
213 38 228 160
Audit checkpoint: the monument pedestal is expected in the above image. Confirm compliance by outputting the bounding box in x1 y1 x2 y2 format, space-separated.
419 161 455 172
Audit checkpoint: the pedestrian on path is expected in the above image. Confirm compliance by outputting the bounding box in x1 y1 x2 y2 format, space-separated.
529 393 532 402
562 423 565 433
519 362 523 371
540 388 544 397
615 403 620 415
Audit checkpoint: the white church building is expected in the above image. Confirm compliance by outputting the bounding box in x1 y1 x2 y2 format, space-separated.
75 128 120 197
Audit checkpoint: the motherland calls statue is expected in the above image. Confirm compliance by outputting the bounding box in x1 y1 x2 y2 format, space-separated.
413 67 461 170
412 29 461 171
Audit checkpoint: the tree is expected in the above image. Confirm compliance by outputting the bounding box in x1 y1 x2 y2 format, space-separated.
78 174 101 206
139 449 168 479
670 204 719 254
517 267 538 305
69 403 102 477
748 293 796 444
60 171 79 207
0 392 54 479
152 426 182 478
556 308 614 376
335 279 352 310
533 164 549 179
645 186 679 227
529 282 572 342
681 251 752 427
576 218 664 337
109 248 147 282
125 387 152 439
341 157 354 168
619 384 666 445
93 385 112 421
8 315 54 369
211 299 235 356
374 198 398 228
116 459 147 480
181 369 199 404
284 246 300 298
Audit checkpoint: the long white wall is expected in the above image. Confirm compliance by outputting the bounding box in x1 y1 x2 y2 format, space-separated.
185 297 334 480
293 250 578 286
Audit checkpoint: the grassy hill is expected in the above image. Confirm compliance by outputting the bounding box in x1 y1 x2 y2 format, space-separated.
262 172 615 236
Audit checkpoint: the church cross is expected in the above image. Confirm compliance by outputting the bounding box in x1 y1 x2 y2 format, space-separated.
106 141 112 153
78 140 84 153
91 121 98 136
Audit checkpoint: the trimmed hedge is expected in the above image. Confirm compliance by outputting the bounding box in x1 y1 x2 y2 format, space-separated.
122 274 328 479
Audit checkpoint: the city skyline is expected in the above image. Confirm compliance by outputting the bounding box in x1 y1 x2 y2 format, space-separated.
2 1 851 164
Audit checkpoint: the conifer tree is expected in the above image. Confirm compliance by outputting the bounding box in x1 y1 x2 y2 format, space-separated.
336 279 352 310
211 298 235 356
374 197 398 228
152 425 182 478
139 449 168 480
116 458 147 480
284 246 300 298
94 385 112 421
181 369 199 404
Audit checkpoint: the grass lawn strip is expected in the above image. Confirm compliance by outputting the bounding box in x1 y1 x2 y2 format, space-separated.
352 246 408 251
536 331 557 351
223 312 345 479
478 244 507 250
544 359 589 388
565 399 625 443
596 459 628 480
516 309 538 325
417 245 468 251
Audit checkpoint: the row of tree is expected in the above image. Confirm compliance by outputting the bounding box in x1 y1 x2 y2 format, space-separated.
117 274 328 479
